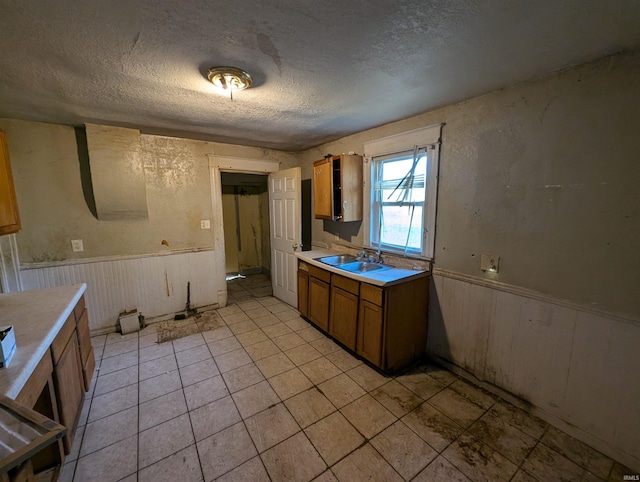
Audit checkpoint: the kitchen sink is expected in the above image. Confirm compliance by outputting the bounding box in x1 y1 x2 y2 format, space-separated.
336 261 391 273
315 254 392 274
315 254 358 266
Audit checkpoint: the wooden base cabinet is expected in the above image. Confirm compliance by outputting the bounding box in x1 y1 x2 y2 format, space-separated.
297 258 429 373
51 317 84 455
297 266 309 318
307 265 331 331
12 293 94 477
357 300 384 367
74 296 95 390
377 276 429 372
329 274 359 351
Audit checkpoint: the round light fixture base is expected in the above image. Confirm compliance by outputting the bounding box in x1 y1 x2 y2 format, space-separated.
207 66 252 92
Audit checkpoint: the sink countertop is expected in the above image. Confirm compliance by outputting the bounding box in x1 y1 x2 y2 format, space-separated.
0 284 86 399
295 250 429 287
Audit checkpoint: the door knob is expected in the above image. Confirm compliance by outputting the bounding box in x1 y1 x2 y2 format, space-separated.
292 243 299 250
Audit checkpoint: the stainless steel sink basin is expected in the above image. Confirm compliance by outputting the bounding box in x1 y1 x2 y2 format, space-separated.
316 254 358 266
338 261 391 273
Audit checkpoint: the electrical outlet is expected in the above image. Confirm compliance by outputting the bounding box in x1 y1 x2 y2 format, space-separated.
481 254 499 272
71 239 84 252
200 220 211 229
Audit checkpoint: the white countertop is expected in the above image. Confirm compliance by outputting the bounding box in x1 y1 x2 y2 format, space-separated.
295 250 429 286
0 284 86 399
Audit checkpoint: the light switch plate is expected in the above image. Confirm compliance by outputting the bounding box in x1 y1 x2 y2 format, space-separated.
200 220 211 229
71 239 84 252
481 254 499 272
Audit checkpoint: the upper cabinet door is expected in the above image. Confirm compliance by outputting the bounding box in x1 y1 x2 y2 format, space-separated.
0 130 21 236
313 154 362 222
313 158 332 220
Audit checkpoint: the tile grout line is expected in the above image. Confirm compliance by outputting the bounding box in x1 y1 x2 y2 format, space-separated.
177 334 207 482
201 318 274 481
70 335 105 481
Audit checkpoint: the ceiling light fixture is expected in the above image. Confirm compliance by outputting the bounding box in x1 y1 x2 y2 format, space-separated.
207 66 252 100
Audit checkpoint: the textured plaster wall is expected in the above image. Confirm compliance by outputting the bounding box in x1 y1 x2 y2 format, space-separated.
221 186 265 273
299 50 640 318
0 119 297 264
221 191 239 273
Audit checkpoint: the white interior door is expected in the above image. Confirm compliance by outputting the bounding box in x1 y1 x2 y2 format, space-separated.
269 167 301 306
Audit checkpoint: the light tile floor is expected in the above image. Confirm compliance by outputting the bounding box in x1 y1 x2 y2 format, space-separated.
59 275 633 481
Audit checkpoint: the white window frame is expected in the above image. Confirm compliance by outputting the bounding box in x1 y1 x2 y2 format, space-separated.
363 124 442 259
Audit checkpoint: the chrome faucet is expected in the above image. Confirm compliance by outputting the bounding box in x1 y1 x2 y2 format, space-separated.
357 250 367 260
376 250 384 263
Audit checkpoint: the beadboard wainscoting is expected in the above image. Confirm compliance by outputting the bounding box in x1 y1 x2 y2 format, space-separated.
428 271 640 472
21 249 225 335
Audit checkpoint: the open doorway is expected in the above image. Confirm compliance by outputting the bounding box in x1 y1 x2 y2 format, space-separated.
220 172 270 284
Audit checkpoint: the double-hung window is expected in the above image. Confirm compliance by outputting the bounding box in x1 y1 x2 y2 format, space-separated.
363 124 442 259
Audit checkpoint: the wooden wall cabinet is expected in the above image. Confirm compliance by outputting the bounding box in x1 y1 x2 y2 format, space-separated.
312 154 362 222
0 130 21 236
329 274 359 351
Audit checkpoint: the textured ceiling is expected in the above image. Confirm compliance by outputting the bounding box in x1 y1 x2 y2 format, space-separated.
1 1 640 151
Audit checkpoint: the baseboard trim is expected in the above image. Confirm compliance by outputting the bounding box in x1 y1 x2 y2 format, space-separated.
89 303 220 337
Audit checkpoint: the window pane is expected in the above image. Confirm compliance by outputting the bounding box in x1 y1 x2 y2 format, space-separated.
381 155 426 203
381 205 423 250
382 156 426 179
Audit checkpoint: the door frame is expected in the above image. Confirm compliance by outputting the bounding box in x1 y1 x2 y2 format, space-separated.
208 156 279 308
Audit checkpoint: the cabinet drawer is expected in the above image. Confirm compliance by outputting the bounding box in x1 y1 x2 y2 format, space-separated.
16 350 53 408
50 314 76 365
298 260 309 272
360 283 383 306
331 273 359 295
73 295 86 321
309 265 331 283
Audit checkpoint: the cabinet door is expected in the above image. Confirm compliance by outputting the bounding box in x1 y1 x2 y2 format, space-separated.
313 159 332 219
53 335 84 454
297 269 309 318
308 277 330 331
76 310 95 391
340 154 363 222
0 130 21 235
357 300 384 367
329 286 358 350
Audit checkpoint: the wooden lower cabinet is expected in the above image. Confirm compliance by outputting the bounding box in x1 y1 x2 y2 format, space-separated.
5 293 94 478
53 334 84 454
329 287 358 350
297 269 309 318
357 300 384 366
297 259 429 373
74 298 95 390
329 274 359 351
308 277 330 331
